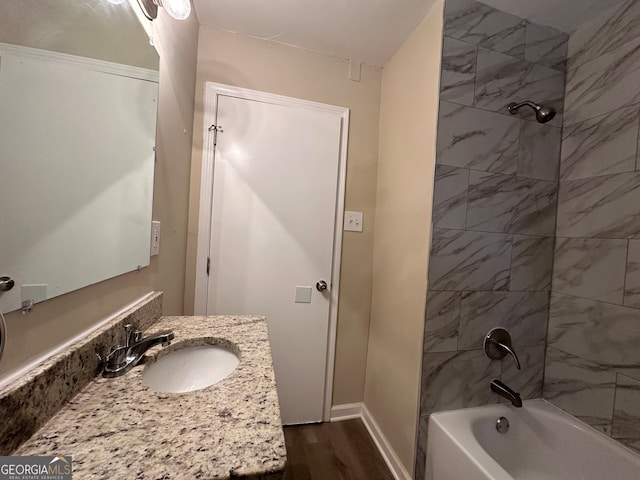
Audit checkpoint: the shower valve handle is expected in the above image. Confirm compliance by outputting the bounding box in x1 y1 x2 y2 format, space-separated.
484 327 521 370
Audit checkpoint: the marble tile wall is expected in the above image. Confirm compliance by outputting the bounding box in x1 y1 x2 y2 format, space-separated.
416 0 567 477
544 0 640 455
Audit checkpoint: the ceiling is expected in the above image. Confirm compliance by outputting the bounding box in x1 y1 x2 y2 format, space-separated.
193 0 622 67
193 0 433 66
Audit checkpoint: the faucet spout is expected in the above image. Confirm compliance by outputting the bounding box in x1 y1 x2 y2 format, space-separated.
103 329 174 377
129 331 175 357
491 379 522 407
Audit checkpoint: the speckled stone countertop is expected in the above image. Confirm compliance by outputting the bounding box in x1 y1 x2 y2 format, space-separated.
14 315 287 480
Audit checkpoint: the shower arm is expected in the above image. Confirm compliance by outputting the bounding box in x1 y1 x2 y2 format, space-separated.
508 101 538 113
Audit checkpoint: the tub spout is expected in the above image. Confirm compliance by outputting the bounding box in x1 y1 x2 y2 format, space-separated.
491 379 522 407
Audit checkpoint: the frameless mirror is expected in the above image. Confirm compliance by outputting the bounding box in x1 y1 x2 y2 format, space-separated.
0 0 160 314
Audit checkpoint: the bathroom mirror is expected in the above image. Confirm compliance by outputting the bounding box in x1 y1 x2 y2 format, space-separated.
0 0 160 314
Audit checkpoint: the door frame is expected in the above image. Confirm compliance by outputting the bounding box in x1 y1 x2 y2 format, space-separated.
194 82 349 422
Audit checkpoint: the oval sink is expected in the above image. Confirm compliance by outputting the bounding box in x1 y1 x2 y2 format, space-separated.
143 345 240 393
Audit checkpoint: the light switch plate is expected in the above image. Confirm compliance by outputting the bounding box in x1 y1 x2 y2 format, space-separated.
295 286 312 303
344 211 363 232
150 221 161 256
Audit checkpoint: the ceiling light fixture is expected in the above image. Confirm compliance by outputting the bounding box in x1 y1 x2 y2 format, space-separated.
136 0 191 21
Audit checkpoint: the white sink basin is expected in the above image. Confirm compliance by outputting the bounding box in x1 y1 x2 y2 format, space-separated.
143 344 240 393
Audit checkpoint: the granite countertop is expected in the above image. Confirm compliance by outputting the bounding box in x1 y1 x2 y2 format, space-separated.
14 315 287 480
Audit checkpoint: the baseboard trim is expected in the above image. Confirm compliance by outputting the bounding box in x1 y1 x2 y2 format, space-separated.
330 403 363 422
330 403 412 480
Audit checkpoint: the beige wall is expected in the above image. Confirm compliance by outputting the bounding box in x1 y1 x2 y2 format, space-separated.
0 0 158 70
184 27 382 405
363 0 443 473
0 10 199 376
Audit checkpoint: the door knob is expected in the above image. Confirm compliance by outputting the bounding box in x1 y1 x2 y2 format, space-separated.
316 280 328 292
0 276 14 292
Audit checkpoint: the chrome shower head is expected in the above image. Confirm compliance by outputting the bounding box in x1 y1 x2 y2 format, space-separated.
507 101 556 123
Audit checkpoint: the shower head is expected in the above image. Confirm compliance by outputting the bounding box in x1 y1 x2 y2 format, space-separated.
507 101 556 123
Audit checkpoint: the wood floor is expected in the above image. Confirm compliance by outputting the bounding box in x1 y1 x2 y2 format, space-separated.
283 419 394 480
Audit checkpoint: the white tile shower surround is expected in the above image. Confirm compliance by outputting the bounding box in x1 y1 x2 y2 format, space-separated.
546 0 640 451
424 290 550 356
436 101 520 175
416 0 569 478
547 294 640 381
624 240 640 308
560 107 639 181
432 165 469 229
440 37 477 106
567 47 640 126
524 22 568 71
518 121 562 181
457 291 548 350
466 170 557 236
556 171 640 239
552 237 628 304
428 228 512 291
443 0 527 58
567 0 640 71
544 346 617 433
421 2 640 477
509 235 554 291
474 47 565 127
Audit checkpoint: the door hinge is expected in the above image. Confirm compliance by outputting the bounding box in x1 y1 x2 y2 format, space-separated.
208 124 223 146
206 256 210 276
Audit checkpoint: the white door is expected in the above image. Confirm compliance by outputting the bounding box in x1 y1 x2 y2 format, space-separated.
204 90 347 424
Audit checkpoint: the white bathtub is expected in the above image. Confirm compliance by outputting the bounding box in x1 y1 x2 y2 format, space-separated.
426 399 640 480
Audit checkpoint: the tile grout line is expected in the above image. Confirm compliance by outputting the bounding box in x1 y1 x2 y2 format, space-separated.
610 372 619 438
440 154 640 182
622 239 631 306
552 287 640 309
635 108 640 171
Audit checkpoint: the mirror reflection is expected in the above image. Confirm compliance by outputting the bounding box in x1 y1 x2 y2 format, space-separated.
0 0 160 314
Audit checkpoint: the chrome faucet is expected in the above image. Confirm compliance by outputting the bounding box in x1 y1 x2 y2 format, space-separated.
491 379 522 408
103 324 175 377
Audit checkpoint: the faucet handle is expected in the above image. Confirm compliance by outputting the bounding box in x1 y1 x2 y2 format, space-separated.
124 324 133 346
484 327 521 370
105 345 129 370
124 324 142 347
